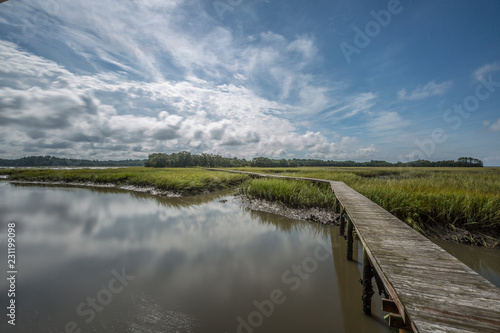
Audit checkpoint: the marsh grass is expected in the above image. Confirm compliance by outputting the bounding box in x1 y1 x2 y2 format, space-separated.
1 168 249 195
235 167 500 233
240 178 335 209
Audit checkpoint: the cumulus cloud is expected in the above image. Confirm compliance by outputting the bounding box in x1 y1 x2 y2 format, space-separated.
305 142 377 160
369 111 410 133
0 41 373 160
0 0 383 161
397 80 452 100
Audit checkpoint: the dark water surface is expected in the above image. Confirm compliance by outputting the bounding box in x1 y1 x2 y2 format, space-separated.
1 183 498 333
0 183 390 333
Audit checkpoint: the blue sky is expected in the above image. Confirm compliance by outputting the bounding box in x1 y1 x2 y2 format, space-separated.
0 0 499 165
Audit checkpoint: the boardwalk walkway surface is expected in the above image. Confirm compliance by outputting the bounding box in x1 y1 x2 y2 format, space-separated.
206 168 500 333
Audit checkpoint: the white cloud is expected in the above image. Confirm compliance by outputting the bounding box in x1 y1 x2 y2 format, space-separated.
0 40 374 160
9 0 334 116
483 155 500 166
323 92 377 120
369 111 410 133
397 81 452 100
0 1 395 161
486 118 500 132
305 144 376 160
473 62 500 82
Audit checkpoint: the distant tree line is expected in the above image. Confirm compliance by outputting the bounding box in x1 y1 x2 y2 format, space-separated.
0 154 483 168
0 155 145 167
402 157 483 168
144 152 248 168
144 152 484 168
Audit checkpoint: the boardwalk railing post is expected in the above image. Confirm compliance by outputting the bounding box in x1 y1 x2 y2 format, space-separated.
362 248 374 315
346 217 353 261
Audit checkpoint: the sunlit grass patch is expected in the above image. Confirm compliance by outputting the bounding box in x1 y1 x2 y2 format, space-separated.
240 178 335 209
233 167 500 233
1 167 249 195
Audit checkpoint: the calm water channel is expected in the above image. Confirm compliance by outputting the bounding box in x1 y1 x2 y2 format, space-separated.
0 182 499 333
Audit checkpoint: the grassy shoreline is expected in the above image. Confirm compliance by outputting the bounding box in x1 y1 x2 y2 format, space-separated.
2 166 499 246
234 167 500 242
240 178 336 209
1 168 249 195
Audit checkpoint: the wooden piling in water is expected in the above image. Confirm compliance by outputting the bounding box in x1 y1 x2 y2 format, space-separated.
346 218 353 261
362 248 374 315
339 207 346 236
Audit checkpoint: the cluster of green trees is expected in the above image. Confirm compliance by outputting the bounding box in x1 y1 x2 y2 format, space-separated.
403 157 483 167
0 156 145 167
144 152 248 168
144 152 484 168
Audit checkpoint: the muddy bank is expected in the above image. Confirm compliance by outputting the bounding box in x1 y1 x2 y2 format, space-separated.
235 194 339 226
236 193 499 248
430 224 499 248
8 180 182 197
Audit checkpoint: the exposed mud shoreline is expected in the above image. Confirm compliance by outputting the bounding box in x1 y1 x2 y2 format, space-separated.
431 224 499 248
8 180 182 197
236 194 498 247
235 194 339 226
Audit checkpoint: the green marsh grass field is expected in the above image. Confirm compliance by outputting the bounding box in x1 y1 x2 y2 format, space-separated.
236 167 500 237
1 167 249 195
2 166 499 241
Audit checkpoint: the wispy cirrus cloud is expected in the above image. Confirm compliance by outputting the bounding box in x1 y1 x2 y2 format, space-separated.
397 80 453 100
321 92 377 120
473 62 500 82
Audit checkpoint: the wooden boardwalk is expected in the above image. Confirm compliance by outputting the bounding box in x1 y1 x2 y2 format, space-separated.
206 169 500 333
